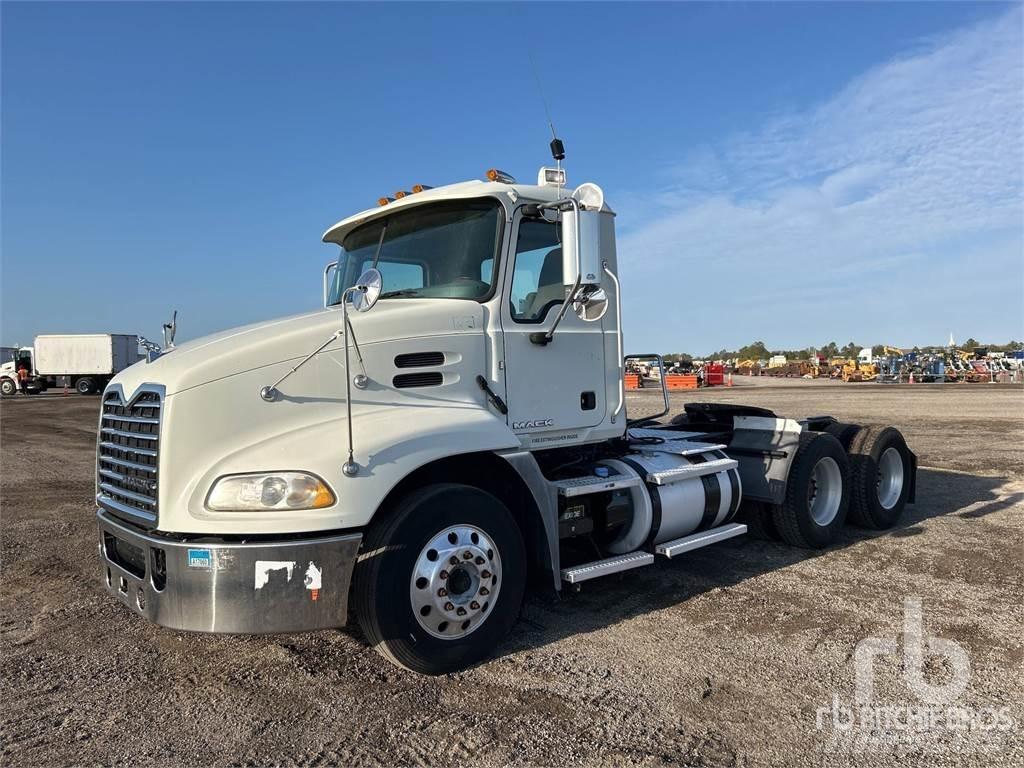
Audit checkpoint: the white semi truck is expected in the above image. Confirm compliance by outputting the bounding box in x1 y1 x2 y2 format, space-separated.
96 164 916 674
0 334 140 395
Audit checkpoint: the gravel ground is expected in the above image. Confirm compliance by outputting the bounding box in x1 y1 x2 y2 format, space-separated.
2 383 1022 767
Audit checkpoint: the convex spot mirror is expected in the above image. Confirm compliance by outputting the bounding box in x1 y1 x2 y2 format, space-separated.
573 286 609 322
350 268 382 312
560 183 605 289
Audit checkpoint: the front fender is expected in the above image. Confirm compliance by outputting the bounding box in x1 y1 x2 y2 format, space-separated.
162 368 518 535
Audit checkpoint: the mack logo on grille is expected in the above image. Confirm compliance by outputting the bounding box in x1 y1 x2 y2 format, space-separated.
122 476 158 494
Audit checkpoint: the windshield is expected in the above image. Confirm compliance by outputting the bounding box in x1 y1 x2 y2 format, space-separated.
327 198 503 306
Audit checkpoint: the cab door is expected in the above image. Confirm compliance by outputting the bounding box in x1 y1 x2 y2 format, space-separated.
499 211 606 445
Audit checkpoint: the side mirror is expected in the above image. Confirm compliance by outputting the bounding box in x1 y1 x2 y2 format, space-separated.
323 261 338 307
350 268 382 312
560 183 605 288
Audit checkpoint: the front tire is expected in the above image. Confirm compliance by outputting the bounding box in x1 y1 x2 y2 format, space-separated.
352 483 526 675
0 378 15 396
773 432 850 548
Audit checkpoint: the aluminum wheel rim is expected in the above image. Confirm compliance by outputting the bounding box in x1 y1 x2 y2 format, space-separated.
410 524 501 640
808 456 842 526
877 447 905 510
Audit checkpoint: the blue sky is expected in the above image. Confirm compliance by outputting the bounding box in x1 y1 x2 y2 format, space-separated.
2 2 1021 354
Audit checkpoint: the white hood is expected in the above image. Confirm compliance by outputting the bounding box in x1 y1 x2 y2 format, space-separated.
111 299 485 397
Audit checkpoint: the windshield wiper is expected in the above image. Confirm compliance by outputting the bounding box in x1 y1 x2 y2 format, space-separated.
378 289 421 299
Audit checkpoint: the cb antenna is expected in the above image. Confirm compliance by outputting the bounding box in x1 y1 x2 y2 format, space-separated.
529 52 565 193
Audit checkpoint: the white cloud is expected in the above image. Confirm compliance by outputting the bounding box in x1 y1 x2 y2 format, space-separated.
617 8 1024 352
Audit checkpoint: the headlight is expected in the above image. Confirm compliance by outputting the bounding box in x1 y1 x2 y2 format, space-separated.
206 472 335 511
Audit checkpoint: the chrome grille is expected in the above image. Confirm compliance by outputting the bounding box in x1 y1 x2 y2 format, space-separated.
97 389 161 526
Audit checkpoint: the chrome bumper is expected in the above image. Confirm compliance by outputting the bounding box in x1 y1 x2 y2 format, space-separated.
96 510 362 634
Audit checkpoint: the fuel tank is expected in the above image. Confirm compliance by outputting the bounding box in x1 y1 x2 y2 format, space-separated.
600 450 742 554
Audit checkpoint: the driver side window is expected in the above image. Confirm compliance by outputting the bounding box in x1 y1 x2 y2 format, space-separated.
510 219 562 322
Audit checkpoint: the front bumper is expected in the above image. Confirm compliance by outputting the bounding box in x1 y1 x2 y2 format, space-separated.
96 510 362 633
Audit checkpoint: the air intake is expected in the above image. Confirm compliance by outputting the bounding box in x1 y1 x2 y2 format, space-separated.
395 352 445 368
393 372 443 389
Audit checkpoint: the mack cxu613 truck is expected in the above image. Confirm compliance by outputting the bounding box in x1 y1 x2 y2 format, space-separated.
96 164 915 674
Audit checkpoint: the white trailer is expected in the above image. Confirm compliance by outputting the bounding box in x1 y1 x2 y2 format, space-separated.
0 334 139 395
94 161 916 675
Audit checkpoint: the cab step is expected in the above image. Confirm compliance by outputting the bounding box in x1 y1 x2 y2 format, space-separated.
654 523 748 558
645 456 738 485
554 474 643 497
560 551 654 584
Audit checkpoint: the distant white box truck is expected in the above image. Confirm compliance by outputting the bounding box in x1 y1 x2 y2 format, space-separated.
0 334 140 395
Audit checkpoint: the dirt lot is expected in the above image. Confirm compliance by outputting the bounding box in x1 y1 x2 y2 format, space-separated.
2 383 1022 767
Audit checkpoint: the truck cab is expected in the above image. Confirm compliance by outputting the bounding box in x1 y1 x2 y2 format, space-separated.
0 347 38 395
95 168 916 674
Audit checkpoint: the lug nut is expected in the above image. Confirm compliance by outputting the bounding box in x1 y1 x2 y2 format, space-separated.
475 556 485 565
444 601 455 612
462 551 473 560
481 570 492 579
439 570 449 580
456 607 467 616
470 601 480 610
450 556 458 566
479 587 490 596
437 588 448 597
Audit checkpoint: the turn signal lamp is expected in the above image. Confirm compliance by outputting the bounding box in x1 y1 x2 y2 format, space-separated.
377 197 394 206
486 169 516 184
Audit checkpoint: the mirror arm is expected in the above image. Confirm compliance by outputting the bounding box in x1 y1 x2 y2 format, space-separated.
260 327 344 402
340 284 361 477
530 275 582 346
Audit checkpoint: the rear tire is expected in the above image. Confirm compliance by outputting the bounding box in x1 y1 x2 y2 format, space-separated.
824 421 861 450
76 378 95 395
352 483 526 675
846 425 913 529
773 432 850 548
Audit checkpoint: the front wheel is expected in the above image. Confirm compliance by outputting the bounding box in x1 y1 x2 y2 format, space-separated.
0 378 15 396
76 378 95 395
352 483 526 675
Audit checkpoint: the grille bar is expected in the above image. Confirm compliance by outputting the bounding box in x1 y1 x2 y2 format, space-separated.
101 426 159 441
97 388 162 527
100 455 157 473
99 441 157 458
99 481 157 507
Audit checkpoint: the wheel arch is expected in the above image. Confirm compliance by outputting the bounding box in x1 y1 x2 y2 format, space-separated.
368 450 558 592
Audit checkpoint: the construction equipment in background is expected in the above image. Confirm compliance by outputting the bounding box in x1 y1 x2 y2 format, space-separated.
841 359 878 383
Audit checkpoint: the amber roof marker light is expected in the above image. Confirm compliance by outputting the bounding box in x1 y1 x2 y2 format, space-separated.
377 197 394 207
411 184 433 193
485 169 516 184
